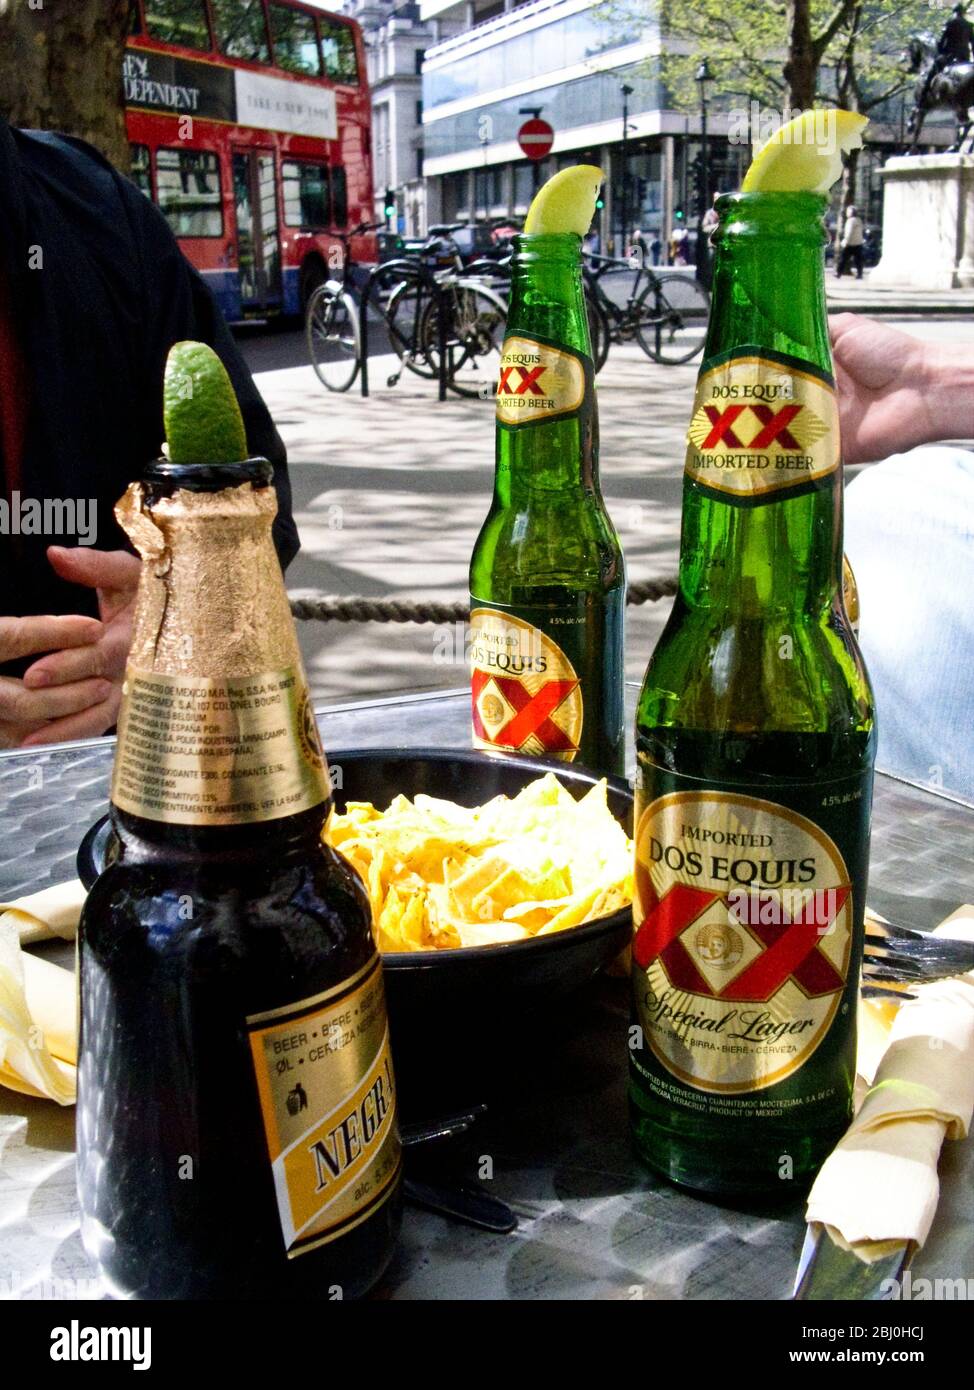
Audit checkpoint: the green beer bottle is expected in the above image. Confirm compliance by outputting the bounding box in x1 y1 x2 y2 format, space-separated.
469 232 625 774
629 192 876 1198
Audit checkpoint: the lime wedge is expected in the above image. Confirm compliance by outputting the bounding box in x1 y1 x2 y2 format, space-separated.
524 165 604 235
163 341 248 466
742 109 868 193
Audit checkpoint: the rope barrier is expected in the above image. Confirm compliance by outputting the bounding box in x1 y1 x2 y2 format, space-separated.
288 576 678 624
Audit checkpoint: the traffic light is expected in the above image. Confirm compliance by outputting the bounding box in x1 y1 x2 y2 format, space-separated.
595 192 605 211
383 187 396 220
674 206 685 221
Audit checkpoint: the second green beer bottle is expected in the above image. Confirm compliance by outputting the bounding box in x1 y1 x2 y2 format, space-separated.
629 192 876 1198
469 231 625 774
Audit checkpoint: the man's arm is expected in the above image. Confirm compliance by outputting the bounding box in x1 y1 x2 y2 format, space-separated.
829 314 974 464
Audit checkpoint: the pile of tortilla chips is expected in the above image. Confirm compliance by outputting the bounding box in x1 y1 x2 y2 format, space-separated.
326 772 633 953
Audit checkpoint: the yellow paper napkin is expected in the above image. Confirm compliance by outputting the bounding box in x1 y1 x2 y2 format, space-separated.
0 879 86 945
806 906 974 1261
0 921 76 1105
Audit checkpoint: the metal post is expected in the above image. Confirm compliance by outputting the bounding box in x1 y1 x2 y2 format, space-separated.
620 84 633 254
360 267 372 398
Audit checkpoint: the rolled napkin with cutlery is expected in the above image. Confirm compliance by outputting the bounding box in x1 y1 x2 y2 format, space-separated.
806 905 974 1263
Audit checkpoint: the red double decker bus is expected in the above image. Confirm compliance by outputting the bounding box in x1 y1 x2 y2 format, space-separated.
125 0 376 321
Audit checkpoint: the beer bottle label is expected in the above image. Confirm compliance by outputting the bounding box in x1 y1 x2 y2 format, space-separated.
631 763 872 1111
111 665 330 826
469 604 584 760
684 347 839 503
496 334 592 427
246 955 402 1259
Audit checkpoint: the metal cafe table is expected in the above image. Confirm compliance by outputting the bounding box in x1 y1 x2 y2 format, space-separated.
1 686 973 1301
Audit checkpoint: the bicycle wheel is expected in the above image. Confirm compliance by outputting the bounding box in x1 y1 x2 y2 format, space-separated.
585 289 611 375
306 285 360 392
635 274 710 365
422 281 507 399
385 277 437 379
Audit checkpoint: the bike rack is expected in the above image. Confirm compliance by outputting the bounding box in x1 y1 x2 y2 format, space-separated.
358 260 451 402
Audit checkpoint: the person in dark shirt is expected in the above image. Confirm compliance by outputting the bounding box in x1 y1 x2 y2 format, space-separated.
0 118 297 748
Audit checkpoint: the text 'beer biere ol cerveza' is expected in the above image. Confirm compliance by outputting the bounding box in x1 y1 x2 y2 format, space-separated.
469 168 625 775
629 190 876 1198
77 354 402 1296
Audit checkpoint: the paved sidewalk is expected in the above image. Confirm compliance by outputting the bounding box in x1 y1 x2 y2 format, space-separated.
247 314 974 707
256 341 691 703
826 269 974 314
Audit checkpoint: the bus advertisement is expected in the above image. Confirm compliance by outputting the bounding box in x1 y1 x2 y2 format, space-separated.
125 0 376 322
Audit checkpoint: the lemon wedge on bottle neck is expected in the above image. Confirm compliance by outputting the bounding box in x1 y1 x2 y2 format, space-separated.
742 109 868 193
524 164 604 235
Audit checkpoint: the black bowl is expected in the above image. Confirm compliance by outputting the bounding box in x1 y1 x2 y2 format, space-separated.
77 748 633 1039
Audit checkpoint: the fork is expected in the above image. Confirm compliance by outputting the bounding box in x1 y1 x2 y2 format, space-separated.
861 915 974 994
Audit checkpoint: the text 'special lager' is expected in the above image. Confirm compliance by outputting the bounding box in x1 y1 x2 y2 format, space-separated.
469 232 625 774
629 193 876 1198
77 458 402 1298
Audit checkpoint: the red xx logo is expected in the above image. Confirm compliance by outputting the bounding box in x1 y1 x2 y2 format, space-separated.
498 364 546 396
633 882 849 1000
472 669 578 752
700 403 803 451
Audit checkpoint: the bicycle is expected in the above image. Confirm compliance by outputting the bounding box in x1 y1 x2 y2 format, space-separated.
305 221 384 393
380 225 507 398
583 254 710 368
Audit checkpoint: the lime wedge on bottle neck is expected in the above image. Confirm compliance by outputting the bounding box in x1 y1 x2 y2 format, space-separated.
524 165 604 235
163 340 249 466
742 109 868 193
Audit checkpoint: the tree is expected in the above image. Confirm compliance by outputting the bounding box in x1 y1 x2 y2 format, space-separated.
0 0 132 171
597 0 932 122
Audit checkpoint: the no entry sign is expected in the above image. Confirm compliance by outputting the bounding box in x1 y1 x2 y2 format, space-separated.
517 118 554 161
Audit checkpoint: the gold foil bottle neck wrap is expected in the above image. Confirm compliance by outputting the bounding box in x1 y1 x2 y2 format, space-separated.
112 479 330 826
116 481 300 678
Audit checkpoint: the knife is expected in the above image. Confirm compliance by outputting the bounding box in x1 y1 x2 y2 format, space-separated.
793 1223 913 1300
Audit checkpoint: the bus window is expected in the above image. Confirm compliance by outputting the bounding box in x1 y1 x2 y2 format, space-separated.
268 3 321 77
319 18 358 84
282 161 330 228
331 166 348 227
143 0 211 50
157 148 224 237
130 144 153 199
211 0 271 64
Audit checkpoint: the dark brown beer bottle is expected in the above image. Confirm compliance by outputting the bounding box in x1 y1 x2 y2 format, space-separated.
77 458 401 1299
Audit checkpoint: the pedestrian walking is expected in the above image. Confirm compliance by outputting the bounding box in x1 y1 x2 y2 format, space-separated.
836 204 865 279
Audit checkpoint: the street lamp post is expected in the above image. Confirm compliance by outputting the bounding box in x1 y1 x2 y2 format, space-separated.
695 57 714 287
620 83 634 255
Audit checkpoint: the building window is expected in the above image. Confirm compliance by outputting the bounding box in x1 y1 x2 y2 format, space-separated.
156 148 223 237
332 166 348 227
416 146 424 180
414 49 425 75
142 0 210 50
268 3 321 76
319 18 359 83
416 99 423 125
129 143 153 199
211 0 270 64
513 163 534 210
282 161 330 228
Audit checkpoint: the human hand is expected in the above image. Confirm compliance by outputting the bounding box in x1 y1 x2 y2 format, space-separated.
829 313 974 464
0 548 141 749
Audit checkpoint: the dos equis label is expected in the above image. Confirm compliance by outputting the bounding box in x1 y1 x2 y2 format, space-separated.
496 334 587 426
469 606 583 760
631 777 866 1097
685 347 839 501
247 956 401 1259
